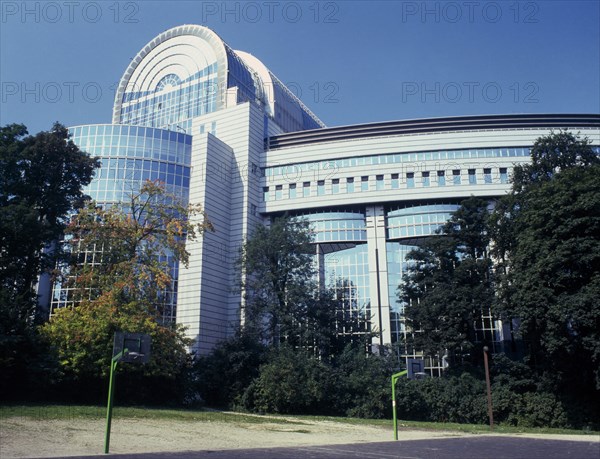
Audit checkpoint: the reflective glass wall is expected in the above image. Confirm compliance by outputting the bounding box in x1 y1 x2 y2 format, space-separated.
51 125 192 322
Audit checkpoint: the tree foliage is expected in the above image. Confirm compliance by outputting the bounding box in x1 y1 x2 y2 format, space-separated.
239 215 355 358
492 132 600 395
40 181 212 401
400 197 495 364
0 123 99 398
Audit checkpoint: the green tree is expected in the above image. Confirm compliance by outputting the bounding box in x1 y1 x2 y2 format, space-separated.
399 197 495 365
491 131 600 425
0 123 99 398
496 166 600 383
239 215 344 357
41 181 212 402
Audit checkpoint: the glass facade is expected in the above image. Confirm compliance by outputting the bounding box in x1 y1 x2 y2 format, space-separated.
302 211 367 243
50 125 192 322
70 125 191 203
324 244 371 339
119 65 218 132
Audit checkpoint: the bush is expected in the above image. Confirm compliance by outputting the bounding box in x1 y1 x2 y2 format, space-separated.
193 334 266 409
242 346 333 414
394 371 487 424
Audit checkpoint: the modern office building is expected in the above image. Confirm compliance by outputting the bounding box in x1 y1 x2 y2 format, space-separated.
50 25 600 368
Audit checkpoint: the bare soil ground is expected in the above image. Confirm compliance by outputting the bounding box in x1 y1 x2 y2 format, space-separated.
1 413 597 458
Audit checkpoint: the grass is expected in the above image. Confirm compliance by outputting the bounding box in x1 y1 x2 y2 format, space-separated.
296 414 600 436
1 404 598 437
0 405 305 425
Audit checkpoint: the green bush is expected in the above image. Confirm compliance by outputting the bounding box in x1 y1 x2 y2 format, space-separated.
241 346 333 414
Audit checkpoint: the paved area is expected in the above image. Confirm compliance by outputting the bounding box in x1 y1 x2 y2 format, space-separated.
51 436 600 459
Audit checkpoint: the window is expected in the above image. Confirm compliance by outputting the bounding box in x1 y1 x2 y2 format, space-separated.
332 178 340 194
437 170 445 186
422 171 430 187
263 186 270 202
347 177 355 193
275 185 282 200
484 168 492 184
453 169 461 185
499 167 508 184
361 176 369 191
468 169 476 185
303 182 310 197
376 175 384 190
317 180 325 196
289 183 297 199
250 204 257 216
391 173 399 189
406 172 414 188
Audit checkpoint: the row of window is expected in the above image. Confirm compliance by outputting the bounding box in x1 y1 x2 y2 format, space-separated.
70 128 192 165
264 147 529 179
263 168 509 201
71 125 191 143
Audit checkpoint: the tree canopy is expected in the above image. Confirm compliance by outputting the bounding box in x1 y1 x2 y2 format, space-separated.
400 197 495 365
492 132 600 393
0 123 99 397
40 181 212 400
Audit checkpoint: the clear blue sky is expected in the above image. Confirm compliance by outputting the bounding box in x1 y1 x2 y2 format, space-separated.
1 0 599 134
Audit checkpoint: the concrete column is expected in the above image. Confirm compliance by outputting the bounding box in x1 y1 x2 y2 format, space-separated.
365 205 392 349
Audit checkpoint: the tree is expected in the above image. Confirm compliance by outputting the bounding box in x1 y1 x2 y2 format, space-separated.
240 215 336 355
0 123 99 398
490 131 600 424
40 181 212 401
399 197 495 365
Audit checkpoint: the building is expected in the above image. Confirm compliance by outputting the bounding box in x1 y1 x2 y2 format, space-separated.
50 25 600 369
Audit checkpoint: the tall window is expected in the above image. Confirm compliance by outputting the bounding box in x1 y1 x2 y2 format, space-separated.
453 169 461 185
332 178 340 194
406 172 415 188
347 177 354 193
275 185 282 200
361 176 369 191
422 171 430 187
317 180 325 196
499 167 508 184
289 183 297 199
263 186 270 202
303 182 310 197
437 170 445 186
391 173 399 189
468 169 477 185
484 168 492 184
376 175 384 190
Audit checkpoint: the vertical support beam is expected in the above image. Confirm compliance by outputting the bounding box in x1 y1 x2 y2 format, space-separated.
366 205 392 348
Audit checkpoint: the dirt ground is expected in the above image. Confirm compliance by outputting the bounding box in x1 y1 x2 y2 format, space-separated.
1 414 597 458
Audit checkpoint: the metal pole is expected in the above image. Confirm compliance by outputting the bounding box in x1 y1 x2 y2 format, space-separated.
483 346 494 430
392 375 397 440
391 370 407 440
104 358 118 454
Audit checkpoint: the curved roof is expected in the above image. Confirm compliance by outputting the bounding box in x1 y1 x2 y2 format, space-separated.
112 24 324 131
268 114 600 149
235 51 324 130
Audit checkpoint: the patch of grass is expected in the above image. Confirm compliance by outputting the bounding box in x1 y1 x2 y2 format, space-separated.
0 405 303 426
1 405 597 436
294 415 600 436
